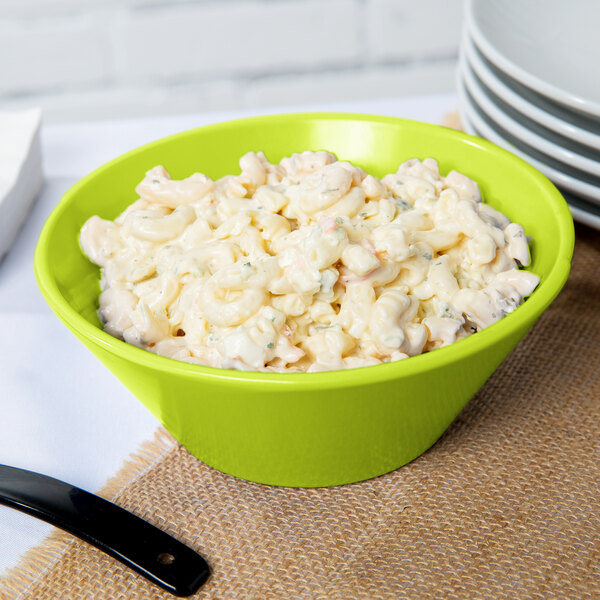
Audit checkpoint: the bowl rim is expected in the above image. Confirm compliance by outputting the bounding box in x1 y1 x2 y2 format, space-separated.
34 112 575 391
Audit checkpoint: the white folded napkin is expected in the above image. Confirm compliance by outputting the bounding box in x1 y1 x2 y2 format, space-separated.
0 108 43 263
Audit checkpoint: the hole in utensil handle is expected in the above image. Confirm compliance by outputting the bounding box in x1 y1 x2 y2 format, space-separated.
157 552 176 565
0 465 210 597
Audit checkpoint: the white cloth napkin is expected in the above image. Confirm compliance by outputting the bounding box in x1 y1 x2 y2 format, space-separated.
0 108 44 263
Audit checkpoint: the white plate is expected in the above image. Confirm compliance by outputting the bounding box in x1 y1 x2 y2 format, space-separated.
459 54 600 178
462 33 600 150
457 76 600 206
561 191 600 231
466 0 600 119
459 102 600 230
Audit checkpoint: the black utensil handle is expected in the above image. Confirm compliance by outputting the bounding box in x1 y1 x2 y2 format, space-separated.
0 464 210 597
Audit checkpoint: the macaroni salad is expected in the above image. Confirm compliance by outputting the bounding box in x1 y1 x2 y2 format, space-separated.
80 151 539 372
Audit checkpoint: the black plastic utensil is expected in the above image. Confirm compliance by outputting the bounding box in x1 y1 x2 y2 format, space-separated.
0 464 210 596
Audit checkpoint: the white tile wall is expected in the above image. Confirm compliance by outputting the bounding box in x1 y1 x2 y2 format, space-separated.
0 0 465 122
0 15 112 94
243 61 458 108
366 0 464 62
115 1 362 82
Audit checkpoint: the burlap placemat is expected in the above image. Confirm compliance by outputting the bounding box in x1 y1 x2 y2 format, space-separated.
2 223 599 600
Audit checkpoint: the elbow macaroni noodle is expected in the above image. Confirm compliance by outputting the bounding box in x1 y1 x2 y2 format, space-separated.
80 151 540 372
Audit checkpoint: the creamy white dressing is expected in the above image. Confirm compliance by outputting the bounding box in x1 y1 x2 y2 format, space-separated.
80 151 539 372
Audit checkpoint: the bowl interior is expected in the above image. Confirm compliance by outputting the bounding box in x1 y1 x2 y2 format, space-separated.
40 113 572 345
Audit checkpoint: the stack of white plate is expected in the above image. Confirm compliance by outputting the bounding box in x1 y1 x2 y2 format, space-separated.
458 0 600 229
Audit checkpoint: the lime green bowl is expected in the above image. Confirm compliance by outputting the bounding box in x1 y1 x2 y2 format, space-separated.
34 113 574 487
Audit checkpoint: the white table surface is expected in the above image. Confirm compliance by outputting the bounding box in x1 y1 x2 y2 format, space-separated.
0 92 456 576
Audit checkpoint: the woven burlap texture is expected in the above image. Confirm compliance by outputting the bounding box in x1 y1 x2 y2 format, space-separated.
2 224 599 600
